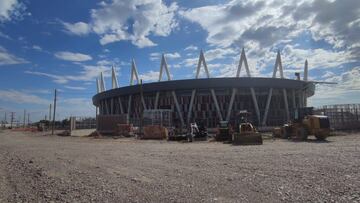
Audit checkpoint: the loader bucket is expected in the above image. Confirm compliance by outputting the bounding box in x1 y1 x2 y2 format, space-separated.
232 133 263 145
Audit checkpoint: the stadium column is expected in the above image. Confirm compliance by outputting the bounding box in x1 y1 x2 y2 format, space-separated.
110 98 114 114
96 77 101 94
262 50 290 125
154 54 171 109
226 48 260 124
292 89 296 108
250 88 261 125
104 100 109 115
128 59 146 114
226 88 237 122
154 54 184 126
100 72 106 92
118 97 124 114
262 88 273 126
172 91 185 127
283 89 290 121
112 65 124 114
96 77 101 115
197 50 223 121
187 89 196 124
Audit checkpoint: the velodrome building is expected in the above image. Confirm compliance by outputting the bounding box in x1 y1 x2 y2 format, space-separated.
92 49 315 128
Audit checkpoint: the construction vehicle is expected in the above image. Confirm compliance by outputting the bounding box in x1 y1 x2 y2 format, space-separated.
232 111 263 145
215 121 232 141
187 122 207 142
215 111 263 145
273 108 330 141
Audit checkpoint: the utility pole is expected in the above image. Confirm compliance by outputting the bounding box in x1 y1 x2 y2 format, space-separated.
52 89 57 135
27 113 30 126
139 79 144 137
23 109 26 128
4 112 6 124
49 104 52 121
10 112 15 128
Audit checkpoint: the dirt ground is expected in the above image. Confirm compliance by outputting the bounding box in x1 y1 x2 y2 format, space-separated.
0 130 359 203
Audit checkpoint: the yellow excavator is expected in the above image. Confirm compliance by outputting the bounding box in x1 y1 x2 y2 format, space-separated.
273 108 330 141
215 111 263 145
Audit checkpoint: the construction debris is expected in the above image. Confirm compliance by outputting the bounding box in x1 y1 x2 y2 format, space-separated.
142 125 168 139
115 124 134 137
88 130 103 138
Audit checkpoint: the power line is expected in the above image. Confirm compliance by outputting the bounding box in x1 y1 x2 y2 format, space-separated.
49 104 52 121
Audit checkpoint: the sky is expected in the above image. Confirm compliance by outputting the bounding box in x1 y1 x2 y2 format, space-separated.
0 0 359 122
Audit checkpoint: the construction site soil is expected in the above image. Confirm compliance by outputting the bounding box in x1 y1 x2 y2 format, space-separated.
0 130 359 202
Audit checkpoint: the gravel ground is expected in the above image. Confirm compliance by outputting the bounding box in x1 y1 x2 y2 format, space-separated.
0 130 359 203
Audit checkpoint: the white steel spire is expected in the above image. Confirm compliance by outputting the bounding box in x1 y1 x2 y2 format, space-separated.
304 60 308 81
111 65 119 89
100 72 106 92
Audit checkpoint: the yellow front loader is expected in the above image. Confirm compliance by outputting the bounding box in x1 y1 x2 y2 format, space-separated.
273 115 330 141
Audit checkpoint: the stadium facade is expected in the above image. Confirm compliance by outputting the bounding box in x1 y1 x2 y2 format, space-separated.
92 49 315 127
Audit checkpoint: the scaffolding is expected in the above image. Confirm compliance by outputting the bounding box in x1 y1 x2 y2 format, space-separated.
315 104 360 130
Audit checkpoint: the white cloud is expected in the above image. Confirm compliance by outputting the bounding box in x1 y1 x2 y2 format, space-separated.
180 0 266 47
22 89 51 95
179 0 303 48
54 51 92 62
96 60 112 66
66 64 112 82
149 52 181 61
32 45 42 51
181 57 198 68
309 67 360 106
205 47 237 61
25 60 113 85
0 0 26 22
64 86 87 90
0 46 28 65
167 52 181 59
138 70 160 82
180 0 360 62
0 89 50 105
63 0 178 48
282 45 354 70
179 47 237 68
322 71 335 79
251 44 355 79
57 98 95 118
184 45 198 51
25 71 69 84
63 21 91 36
0 31 11 39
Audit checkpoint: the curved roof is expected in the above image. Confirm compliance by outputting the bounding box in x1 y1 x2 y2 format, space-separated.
93 77 314 105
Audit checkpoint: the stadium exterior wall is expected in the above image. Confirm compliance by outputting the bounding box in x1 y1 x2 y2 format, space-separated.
92 77 315 127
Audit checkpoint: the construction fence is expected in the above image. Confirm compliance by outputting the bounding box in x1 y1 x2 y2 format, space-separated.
315 104 360 130
70 117 97 130
96 114 128 133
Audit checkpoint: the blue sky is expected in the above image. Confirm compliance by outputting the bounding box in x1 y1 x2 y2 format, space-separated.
0 0 359 122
